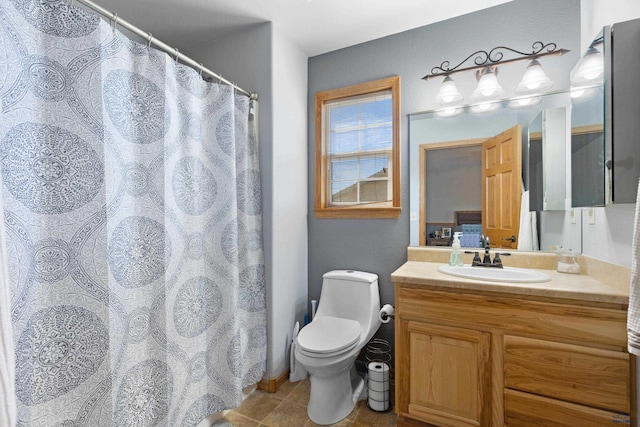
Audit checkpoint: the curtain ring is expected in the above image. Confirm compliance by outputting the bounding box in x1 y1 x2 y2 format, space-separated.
174 48 179 63
146 32 153 49
111 12 118 31
198 63 204 77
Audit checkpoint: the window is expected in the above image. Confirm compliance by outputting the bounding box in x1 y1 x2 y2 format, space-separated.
314 76 401 218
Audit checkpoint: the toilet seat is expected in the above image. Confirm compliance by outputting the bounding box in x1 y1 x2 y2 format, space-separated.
297 316 360 357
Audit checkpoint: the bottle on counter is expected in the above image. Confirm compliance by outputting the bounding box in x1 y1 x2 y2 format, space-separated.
449 232 464 267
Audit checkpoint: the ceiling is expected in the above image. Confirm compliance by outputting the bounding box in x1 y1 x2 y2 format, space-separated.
101 0 512 57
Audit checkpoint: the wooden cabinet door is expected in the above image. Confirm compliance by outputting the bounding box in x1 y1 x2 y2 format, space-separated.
404 321 491 427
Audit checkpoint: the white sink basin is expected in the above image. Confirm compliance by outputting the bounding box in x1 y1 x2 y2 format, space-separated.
438 265 551 283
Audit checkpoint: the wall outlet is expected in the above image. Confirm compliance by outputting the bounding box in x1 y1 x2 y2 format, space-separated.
569 209 576 224
587 207 596 225
410 211 417 221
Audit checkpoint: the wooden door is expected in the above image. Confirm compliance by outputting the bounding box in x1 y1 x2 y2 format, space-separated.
405 321 491 427
482 125 522 249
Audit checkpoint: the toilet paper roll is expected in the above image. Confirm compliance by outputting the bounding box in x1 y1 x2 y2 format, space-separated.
368 379 388 392
368 398 390 412
369 399 390 412
368 389 389 402
378 304 395 323
367 362 390 383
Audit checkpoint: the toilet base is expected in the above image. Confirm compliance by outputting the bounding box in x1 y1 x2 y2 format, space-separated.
307 365 365 425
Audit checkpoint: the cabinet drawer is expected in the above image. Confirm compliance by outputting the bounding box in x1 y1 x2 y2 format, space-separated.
505 389 631 427
504 335 630 413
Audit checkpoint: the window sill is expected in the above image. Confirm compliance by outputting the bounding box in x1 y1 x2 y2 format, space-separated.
314 206 401 219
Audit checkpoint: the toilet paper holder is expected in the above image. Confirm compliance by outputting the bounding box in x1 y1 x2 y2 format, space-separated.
380 311 394 321
379 304 395 323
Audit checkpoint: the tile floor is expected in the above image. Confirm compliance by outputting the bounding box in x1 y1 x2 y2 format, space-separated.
213 378 397 426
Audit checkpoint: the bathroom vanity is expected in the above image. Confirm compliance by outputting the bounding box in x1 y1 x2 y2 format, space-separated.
392 248 635 427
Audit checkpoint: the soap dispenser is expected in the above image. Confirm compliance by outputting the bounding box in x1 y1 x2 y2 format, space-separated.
449 232 464 267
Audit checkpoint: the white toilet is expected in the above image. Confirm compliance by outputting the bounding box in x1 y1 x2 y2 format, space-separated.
295 270 382 425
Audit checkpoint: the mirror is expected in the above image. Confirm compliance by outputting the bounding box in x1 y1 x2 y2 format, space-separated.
528 112 543 212
409 91 582 253
570 28 608 207
530 107 569 212
570 84 606 207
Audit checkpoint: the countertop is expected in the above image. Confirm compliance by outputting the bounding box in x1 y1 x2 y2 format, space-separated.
391 260 630 305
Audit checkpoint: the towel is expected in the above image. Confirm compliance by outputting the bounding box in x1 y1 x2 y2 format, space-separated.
628 179 640 356
517 191 539 251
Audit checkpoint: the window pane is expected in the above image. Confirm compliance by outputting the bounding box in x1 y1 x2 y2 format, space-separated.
359 156 388 179
315 76 399 217
330 130 359 154
330 104 359 130
332 181 357 203
331 159 358 181
361 98 391 126
361 125 392 151
360 181 388 202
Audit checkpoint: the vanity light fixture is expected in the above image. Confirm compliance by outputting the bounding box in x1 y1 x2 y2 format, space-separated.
470 101 499 114
570 37 604 100
515 59 553 94
508 95 542 109
470 67 504 101
435 106 463 118
570 45 604 85
423 41 568 108
434 76 464 106
570 86 598 100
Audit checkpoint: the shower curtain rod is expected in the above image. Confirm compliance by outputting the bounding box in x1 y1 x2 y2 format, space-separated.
72 0 258 100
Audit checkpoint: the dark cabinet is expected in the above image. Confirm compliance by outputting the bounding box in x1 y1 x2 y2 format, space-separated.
611 18 640 203
571 18 640 206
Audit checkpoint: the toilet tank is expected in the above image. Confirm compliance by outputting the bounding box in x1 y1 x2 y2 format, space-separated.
315 270 380 329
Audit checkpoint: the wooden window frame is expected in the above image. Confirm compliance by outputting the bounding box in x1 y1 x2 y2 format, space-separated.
314 76 401 219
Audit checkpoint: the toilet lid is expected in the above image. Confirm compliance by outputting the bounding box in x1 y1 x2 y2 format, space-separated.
297 316 360 355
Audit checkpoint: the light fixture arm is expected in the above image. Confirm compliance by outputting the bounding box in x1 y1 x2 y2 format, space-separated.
423 41 569 80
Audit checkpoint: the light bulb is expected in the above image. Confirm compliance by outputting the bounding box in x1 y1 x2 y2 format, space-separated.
435 106 462 118
571 47 604 85
470 102 498 113
515 59 553 94
434 76 463 106
508 96 542 109
471 68 504 101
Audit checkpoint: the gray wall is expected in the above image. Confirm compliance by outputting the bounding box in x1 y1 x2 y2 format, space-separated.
307 0 582 359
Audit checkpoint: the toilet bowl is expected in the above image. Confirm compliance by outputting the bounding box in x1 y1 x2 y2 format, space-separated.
294 270 381 425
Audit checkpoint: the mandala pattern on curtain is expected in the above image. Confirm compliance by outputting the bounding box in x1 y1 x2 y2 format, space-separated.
0 0 266 425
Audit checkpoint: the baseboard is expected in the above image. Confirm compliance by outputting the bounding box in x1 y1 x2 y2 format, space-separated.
257 368 290 393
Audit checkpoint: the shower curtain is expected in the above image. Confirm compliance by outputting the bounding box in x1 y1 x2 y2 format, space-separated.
0 1 266 426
